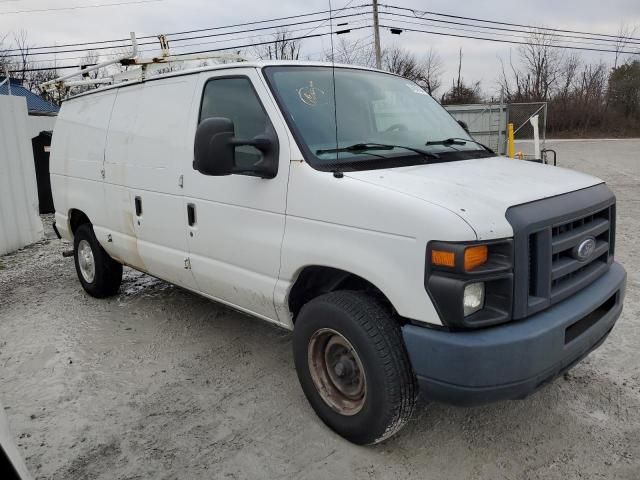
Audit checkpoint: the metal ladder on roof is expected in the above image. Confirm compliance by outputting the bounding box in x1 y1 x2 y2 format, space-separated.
39 32 246 97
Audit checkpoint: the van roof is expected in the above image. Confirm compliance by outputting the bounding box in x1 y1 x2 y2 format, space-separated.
63 60 384 102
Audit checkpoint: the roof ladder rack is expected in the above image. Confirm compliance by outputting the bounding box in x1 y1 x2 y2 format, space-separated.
39 32 246 95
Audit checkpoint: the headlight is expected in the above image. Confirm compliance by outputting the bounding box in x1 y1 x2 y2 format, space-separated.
425 240 513 329
463 282 485 316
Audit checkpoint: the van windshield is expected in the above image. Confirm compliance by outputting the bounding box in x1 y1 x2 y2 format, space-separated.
263 65 493 171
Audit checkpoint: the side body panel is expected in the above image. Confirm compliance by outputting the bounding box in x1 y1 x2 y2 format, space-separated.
50 90 116 239
100 77 198 290
181 68 292 324
277 160 478 327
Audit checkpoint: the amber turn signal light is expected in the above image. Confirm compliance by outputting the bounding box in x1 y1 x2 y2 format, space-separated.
464 245 488 271
431 249 455 268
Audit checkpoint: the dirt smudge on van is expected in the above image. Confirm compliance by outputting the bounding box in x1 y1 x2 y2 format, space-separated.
124 210 136 237
118 210 147 273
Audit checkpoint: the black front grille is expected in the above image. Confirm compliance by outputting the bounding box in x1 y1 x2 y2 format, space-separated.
529 205 614 308
506 184 616 320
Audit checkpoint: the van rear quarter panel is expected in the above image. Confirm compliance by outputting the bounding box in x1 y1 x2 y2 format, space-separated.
51 90 116 237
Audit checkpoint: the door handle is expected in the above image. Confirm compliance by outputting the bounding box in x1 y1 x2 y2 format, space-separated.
134 196 142 216
187 203 196 226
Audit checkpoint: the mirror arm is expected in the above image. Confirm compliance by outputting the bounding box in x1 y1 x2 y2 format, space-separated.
230 137 272 152
229 134 278 179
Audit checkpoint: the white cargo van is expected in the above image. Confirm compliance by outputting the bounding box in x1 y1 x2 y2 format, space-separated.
50 61 626 444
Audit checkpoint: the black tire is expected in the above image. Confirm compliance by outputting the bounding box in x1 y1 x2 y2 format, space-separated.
73 223 122 298
293 291 418 445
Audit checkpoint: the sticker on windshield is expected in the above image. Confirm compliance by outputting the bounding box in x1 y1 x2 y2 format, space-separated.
405 83 428 95
298 81 327 106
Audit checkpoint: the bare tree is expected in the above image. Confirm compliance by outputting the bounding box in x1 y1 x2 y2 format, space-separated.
324 39 443 95
441 48 481 104
498 50 519 100
522 30 561 100
255 30 302 60
12 30 31 83
5 30 59 100
31 68 61 104
558 53 580 101
382 46 422 80
0 33 12 75
380 45 443 95
500 29 562 102
80 50 100 79
324 36 375 67
422 48 443 95
613 23 638 69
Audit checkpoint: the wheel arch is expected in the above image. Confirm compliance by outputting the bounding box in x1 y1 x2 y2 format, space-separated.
287 265 401 323
68 209 92 236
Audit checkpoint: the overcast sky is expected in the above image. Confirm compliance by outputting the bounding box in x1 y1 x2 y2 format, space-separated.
1 0 639 97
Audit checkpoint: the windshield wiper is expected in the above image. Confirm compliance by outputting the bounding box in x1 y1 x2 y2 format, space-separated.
425 138 466 146
316 143 439 159
425 137 495 154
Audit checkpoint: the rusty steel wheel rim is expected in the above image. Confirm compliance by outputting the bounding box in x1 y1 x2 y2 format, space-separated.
307 328 367 416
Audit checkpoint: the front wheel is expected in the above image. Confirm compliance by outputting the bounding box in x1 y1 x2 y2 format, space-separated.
73 223 122 298
293 291 417 445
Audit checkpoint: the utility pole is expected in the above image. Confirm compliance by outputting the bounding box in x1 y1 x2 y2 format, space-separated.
372 0 382 69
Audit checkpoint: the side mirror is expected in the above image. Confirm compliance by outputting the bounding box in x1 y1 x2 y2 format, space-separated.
193 117 279 179
457 120 470 133
194 117 236 176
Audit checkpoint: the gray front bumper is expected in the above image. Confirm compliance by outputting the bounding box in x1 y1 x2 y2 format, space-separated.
402 261 626 406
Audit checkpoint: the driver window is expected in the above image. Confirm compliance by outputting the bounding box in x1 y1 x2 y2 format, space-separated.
199 77 270 169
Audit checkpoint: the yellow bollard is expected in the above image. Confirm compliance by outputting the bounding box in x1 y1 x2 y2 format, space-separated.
507 123 515 158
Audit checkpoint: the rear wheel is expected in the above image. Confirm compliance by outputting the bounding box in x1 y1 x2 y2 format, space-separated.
293 291 417 445
73 224 122 298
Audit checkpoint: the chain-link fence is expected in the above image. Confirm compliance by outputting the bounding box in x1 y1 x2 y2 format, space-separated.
445 101 551 161
507 102 547 160
445 103 508 155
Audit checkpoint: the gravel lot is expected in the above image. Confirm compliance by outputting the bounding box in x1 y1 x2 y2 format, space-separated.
1 139 639 480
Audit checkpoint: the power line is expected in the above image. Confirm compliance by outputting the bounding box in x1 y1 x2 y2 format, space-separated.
378 14 639 50
1 11 370 58
40 18 371 63
168 12 368 44
162 25 370 57
380 10 640 47
379 24 640 55
8 25 370 73
307 34 375 60
299 0 358 39
381 4 640 43
160 4 370 38
0 0 163 15
1 3 371 52
41 22 373 64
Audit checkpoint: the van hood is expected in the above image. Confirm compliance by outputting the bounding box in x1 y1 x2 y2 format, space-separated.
345 156 602 240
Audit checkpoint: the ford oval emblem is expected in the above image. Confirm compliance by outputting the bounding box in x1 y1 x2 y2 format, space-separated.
573 236 596 262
